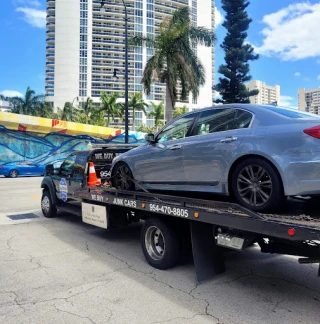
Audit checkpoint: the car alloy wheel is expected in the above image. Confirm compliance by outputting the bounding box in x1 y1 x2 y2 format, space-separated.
9 170 18 178
113 164 134 190
236 164 273 207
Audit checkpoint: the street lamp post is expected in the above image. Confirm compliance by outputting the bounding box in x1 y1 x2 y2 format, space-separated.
100 0 129 144
71 96 78 121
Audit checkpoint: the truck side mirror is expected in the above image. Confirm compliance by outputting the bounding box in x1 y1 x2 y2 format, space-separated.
145 133 155 143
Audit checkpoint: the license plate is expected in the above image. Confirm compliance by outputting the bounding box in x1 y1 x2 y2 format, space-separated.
216 233 244 250
82 202 108 229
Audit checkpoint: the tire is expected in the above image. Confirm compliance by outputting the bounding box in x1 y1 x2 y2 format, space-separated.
111 162 135 191
9 170 18 178
41 190 57 218
141 217 181 270
231 158 284 212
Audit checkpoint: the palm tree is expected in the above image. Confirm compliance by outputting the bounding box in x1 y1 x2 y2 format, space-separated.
173 105 188 118
100 92 122 126
37 102 54 118
129 6 215 122
78 97 94 124
57 102 77 122
148 101 165 132
6 87 44 115
120 92 148 131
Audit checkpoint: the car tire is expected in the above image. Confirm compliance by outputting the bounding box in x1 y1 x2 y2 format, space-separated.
111 162 135 191
231 158 284 212
141 217 181 270
41 191 57 218
9 170 18 178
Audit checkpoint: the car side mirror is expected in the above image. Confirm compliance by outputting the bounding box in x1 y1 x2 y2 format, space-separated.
145 133 155 143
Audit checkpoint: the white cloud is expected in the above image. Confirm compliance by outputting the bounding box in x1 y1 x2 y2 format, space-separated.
0 90 23 98
215 7 224 28
254 3 320 61
279 95 298 109
13 0 41 7
16 7 46 28
317 75 320 80
294 72 301 76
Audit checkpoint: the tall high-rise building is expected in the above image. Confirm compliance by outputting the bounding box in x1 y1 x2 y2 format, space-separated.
45 0 215 126
298 88 320 115
247 80 280 105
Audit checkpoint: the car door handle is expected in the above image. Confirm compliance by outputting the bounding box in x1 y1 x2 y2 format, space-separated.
220 137 237 143
169 145 182 150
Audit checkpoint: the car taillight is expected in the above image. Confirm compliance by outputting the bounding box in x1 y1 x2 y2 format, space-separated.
303 125 320 139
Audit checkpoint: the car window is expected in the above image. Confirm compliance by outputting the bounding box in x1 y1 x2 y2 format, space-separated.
157 114 196 143
262 105 320 119
194 108 237 135
234 110 253 129
27 162 37 166
60 154 77 176
73 152 88 178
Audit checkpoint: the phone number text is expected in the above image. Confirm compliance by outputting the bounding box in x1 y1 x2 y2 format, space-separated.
149 204 189 218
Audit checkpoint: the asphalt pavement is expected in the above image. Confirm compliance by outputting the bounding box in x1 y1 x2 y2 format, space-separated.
0 177 319 324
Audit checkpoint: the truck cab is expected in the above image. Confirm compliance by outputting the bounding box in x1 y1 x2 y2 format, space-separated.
40 145 138 217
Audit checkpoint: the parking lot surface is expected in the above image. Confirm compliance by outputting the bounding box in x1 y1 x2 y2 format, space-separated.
0 177 319 324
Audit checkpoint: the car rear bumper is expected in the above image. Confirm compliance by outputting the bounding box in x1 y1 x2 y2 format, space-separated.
282 159 320 196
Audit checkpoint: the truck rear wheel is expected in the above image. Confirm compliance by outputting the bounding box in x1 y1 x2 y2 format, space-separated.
141 217 181 270
41 191 57 218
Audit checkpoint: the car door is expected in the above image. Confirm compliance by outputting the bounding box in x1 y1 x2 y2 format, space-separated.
52 153 77 203
16 162 29 176
69 152 88 206
182 108 254 185
27 162 41 175
132 113 199 184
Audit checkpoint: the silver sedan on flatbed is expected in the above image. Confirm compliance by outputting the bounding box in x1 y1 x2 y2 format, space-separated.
111 104 320 212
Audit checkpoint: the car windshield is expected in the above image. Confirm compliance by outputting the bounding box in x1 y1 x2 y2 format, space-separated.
262 106 320 120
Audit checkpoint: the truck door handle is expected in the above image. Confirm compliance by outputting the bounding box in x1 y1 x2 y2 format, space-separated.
220 137 237 143
169 145 182 150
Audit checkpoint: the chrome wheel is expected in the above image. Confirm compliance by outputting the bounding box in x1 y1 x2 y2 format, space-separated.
41 195 50 214
9 170 18 178
237 165 273 207
145 226 165 261
114 164 133 190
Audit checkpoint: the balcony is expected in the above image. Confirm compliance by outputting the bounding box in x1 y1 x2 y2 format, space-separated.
46 61 54 65
46 22 55 27
45 85 54 89
46 45 55 50
47 6 55 10
46 69 54 73
46 53 55 57
46 77 54 81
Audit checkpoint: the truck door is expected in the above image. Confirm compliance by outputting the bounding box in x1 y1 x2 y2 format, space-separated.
53 153 77 204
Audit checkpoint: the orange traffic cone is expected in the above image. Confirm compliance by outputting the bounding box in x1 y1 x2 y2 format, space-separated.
87 162 101 187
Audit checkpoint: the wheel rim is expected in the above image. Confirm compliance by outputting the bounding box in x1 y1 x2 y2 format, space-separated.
114 165 133 190
41 196 50 213
145 226 165 261
10 170 17 178
237 164 273 207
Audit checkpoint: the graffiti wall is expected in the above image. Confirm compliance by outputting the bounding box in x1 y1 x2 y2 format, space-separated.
0 112 146 165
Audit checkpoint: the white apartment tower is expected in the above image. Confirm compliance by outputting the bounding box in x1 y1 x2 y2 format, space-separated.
247 80 280 105
45 0 215 121
298 88 320 115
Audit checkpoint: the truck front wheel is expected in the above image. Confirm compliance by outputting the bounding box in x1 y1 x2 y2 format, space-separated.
41 191 57 218
141 217 181 270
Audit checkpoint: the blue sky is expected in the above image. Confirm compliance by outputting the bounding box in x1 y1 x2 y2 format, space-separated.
0 0 319 108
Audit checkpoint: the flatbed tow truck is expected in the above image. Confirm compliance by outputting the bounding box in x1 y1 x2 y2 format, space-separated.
41 146 320 282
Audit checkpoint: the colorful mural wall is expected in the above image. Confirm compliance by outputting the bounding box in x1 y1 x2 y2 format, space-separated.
0 112 146 165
